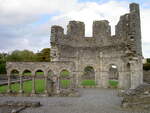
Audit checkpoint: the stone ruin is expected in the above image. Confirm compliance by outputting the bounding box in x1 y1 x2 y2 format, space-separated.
2 3 143 96
121 83 150 110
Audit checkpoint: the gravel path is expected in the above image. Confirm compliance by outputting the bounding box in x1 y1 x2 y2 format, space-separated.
0 88 149 113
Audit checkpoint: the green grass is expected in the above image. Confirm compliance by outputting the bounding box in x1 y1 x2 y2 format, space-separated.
23 72 32 76
35 79 45 93
60 70 70 78
81 80 96 86
109 80 118 87
60 80 71 88
0 79 45 93
35 72 44 76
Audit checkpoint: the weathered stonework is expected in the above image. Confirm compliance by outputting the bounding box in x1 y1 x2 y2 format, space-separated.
50 3 143 89
5 3 143 96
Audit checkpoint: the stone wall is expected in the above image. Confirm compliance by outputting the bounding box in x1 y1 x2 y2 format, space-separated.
50 3 143 89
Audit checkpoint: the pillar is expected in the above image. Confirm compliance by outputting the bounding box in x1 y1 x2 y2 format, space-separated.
19 74 23 93
7 74 12 93
44 76 48 94
56 76 60 93
32 76 35 94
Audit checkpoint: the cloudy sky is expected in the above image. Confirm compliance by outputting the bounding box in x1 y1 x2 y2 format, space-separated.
0 0 150 58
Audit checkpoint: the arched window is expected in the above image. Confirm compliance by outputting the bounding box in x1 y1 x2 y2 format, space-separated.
23 70 32 76
10 69 19 76
22 70 32 93
35 69 44 76
35 69 44 93
81 66 96 87
60 69 71 89
109 64 119 88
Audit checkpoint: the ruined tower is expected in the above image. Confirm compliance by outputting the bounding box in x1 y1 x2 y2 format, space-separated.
49 3 143 89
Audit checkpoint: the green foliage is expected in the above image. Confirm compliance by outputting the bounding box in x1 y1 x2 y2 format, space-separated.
108 80 118 87
81 80 96 86
35 71 44 76
35 79 45 93
0 53 7 74
35 48 50 62
60 70 70 78
143 63 150 71
147 58 150 63
0 60 6 74
60 80 71 88
7 50 37 62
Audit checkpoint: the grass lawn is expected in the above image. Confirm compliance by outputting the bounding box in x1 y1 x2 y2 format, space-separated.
81 80 96 86
0 79 45 93
109 80 118 87
60 80 71 88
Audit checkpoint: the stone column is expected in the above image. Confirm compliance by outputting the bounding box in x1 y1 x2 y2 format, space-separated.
130 59 141 89
44 76 48 95
101 71 109 88
32 76 36 94
7 74 12 93
55 76 60 94
19 74 23 93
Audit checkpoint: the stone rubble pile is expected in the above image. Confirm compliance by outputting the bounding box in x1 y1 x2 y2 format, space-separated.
0 101 41 113
121 83 150 110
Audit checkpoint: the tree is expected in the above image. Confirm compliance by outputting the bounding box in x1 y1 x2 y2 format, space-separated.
7 50 36 62
147 58 150 63
35 48 50 62
0 53 7 74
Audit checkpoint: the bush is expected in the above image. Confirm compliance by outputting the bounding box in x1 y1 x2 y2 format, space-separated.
143 63 150 71
0 60 6 74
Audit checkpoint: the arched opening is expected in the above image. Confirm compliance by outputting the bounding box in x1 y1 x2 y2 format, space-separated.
81 66 96 87
22 70 32 93
10 69 20 92
109 64 119 88
60 69 71 89
126 63 131 88
35 69 45 93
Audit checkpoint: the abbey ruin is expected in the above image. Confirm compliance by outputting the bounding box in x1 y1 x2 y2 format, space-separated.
5 3 143 95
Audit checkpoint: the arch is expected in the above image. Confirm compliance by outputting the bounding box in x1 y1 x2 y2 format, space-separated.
81 66 96 87
10 69 19 76
34 69 45 93
9 69 20 92
108 64 119 88
22 69 32 76
60 69 70 78
59 69 71 89
35 69 44 76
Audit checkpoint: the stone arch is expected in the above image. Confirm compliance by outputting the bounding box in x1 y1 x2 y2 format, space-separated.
108 64 119 88
81 66 96 87
59 69 71 89
34 69 45 93
22 69 32 93
33 69 45 76
10 69 20 76
22 69 32 76
9 69 20 92
58 68 72 76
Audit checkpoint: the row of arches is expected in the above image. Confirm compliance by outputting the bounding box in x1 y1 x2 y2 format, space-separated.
7 69 73 94
5 63 129 94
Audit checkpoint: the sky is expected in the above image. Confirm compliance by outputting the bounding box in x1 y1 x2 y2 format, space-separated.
0 0 150 58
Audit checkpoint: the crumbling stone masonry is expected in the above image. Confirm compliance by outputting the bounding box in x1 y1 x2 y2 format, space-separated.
5 3 143 95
